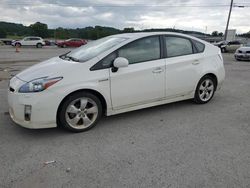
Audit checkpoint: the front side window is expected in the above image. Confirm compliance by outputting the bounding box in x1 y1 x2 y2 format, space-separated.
118 36 160 64
165 36 193 58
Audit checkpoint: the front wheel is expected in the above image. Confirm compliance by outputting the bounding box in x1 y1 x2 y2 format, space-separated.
15 43 21 47
193 76 216 104
58 92 102 132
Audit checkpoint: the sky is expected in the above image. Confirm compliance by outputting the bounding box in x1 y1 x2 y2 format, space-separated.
0 0 249 34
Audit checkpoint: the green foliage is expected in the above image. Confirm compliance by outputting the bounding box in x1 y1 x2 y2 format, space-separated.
122 28 135 33
29 22 49 38
239 31 250 38
0 21 31 36
0 28 7 38
218 32 223 36
211 31 219 36
5 21 248 40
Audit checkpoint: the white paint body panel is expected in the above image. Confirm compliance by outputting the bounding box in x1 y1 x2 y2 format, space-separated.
8 32 225 129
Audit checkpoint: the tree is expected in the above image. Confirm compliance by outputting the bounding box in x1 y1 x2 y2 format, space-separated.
218 32 223 36
122 27 135 33
0 28 7 38
29 22 49 38
211 31 219 36
54 27 70 39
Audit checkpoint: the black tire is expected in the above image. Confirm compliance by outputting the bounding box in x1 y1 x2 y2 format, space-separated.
193 75 216 104
58 92 103 132
36 43 42 48
63 44 67 48
15 43 21 47
221 48 226 53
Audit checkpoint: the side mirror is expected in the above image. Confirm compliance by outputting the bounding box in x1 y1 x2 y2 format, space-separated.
114 57 129 68
112 57 129 72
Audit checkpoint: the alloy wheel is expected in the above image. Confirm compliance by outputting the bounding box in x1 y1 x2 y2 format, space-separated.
65 97 98 129
198 79 214 102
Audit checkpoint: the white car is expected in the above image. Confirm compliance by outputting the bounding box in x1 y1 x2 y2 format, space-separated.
8 32 225 132
12 36 45 48
234 44 250 61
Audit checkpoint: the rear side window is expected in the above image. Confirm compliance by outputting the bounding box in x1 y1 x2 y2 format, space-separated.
193 40 205 53
165 36 193 57
118 36 160 64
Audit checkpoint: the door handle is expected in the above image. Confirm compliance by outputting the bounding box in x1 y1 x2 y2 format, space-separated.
192 60 200 65
152 68 163 73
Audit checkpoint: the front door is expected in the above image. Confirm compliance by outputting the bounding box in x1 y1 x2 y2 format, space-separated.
110 36 166 109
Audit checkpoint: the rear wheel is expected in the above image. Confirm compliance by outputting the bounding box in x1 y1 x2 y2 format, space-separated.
194 76 216 104
36 43 42 48
63 44 67 48
58 92 102 132
221 48 226 53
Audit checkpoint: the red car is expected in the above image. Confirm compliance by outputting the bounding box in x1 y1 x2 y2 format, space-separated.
57 38 87 48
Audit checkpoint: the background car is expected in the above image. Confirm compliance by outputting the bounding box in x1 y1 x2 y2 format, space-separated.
213 41 228 51
57 38 87 48
234 44 250 61
44 39 56 46
11 36 45 48
221 40 242 53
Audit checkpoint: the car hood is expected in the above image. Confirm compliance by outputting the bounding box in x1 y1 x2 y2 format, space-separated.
16 56 77 82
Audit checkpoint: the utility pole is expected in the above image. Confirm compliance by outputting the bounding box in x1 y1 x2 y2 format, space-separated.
224 0 234 41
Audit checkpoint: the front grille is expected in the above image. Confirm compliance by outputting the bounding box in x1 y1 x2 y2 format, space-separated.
9 87 15 92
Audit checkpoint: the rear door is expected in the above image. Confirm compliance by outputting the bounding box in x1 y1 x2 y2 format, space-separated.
22 37 32 46
163 36 203 98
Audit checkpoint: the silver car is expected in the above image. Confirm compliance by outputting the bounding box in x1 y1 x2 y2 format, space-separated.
235 44 250 61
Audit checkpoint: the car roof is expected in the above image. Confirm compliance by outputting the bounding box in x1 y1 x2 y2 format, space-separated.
111 32 199 40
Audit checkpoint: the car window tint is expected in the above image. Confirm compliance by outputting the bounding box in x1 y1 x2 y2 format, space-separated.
193 40 205 53
90 52 117 70
118 36 160 64
165 36 193 57
101 52 117 68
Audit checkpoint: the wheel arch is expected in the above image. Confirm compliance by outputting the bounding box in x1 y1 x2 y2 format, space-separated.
199 73 218 90
56 89 107 126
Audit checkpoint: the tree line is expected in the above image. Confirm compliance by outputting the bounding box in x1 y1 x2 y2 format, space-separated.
0 21 249 39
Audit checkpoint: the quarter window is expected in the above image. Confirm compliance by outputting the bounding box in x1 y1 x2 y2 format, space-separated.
118 36 160 64
165 36 193 57
193 40 205 53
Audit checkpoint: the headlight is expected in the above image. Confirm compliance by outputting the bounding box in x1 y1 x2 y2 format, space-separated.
19 77 63 93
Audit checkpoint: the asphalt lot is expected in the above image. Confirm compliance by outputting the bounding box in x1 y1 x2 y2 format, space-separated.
0 46 250 188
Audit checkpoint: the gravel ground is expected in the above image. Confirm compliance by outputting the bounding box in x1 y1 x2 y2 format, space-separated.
0 46 249 188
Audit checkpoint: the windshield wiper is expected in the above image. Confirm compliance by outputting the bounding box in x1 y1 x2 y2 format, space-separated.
59 53 79 62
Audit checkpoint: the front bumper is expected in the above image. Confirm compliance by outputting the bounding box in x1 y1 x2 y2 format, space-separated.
235 53 250 61
8 89 60 129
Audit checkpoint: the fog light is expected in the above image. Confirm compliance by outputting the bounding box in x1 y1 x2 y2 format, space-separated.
24 105 32 121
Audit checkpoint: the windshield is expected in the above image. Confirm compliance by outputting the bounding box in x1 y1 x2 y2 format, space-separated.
67 37 127 62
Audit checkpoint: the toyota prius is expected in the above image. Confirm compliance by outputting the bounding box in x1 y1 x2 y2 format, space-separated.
8 32 225 132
